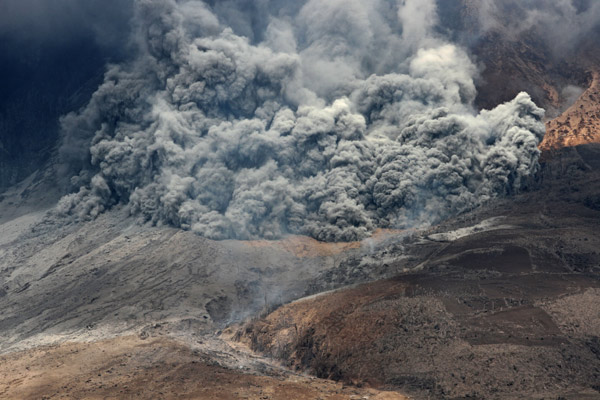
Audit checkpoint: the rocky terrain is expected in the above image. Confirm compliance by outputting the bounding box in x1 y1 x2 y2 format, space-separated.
0 335 406 400
542 70 600 151
460 1 600 151
471 30 590 117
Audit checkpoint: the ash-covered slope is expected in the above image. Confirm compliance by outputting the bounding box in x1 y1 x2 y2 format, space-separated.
0 201 374 354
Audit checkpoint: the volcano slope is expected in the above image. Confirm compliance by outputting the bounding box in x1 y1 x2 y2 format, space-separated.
241 144 600 400
0 149 598 400
0 161 411 399
0 335 408 400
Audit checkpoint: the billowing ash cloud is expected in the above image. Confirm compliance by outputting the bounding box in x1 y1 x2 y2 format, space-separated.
56 0 545 241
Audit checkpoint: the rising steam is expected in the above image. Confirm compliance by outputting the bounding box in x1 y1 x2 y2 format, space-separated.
56 0 545 241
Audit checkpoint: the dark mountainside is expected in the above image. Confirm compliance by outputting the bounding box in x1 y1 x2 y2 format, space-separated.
0 1 599 399
242 144 600 399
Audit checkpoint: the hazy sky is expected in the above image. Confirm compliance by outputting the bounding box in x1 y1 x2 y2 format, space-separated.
0 0 133 47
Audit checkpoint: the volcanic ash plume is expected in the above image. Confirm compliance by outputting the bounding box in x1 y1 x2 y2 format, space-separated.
56 0 545 241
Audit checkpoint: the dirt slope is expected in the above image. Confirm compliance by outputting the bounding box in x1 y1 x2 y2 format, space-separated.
243 228 600 398
0 335 407 400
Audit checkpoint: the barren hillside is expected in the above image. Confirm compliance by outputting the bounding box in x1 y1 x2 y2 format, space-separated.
0 335 407 400
241 144 600 399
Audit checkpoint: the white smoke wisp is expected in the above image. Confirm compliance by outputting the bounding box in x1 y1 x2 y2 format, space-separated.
56 0 545 242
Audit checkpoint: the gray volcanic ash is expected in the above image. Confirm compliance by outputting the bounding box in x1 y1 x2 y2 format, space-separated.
55 0 545 241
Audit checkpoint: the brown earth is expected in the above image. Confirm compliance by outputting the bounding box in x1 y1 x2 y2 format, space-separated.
0 335 408 400
541 70 600 151
460 0 592 116
476 35 600 153
243 229 407 258
242 243 600 399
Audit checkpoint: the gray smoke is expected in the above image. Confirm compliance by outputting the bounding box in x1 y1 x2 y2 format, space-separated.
56 0 545 241
472 0 600 53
